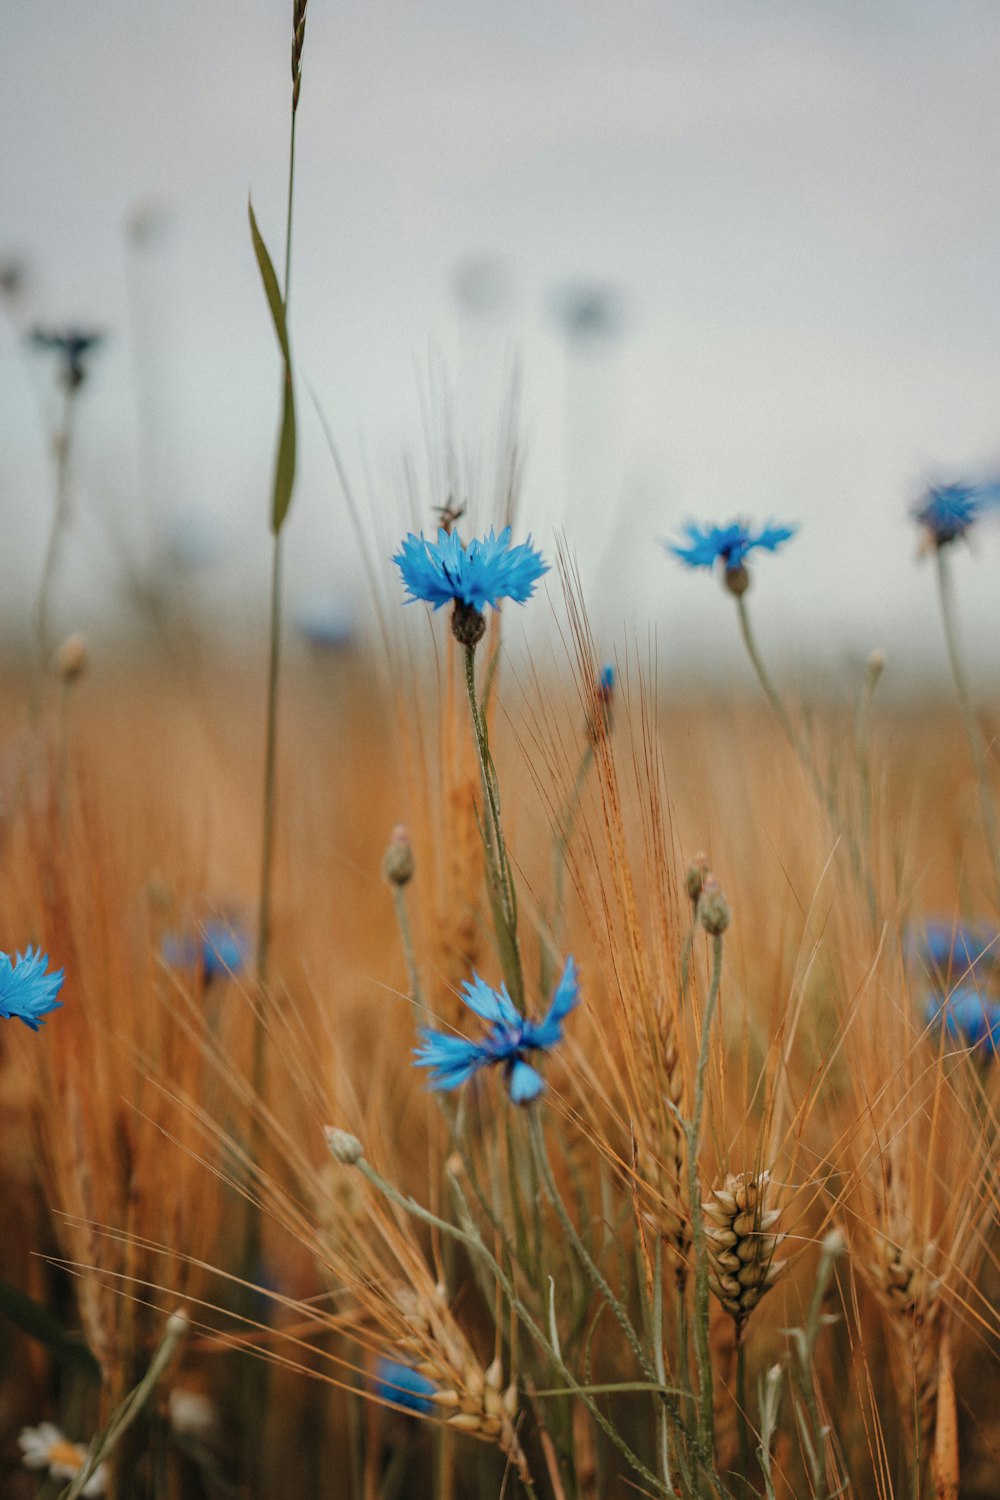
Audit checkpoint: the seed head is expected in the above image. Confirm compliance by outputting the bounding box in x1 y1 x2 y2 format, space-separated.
324 1127 364 1166
699 875 731 936
685 852 710 907
382 825 415 887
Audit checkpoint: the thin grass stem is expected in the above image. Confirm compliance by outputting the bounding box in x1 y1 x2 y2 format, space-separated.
934 547 1000 904
687 932 724 1460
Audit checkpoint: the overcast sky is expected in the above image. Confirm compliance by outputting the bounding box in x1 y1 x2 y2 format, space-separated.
3 0 1000 684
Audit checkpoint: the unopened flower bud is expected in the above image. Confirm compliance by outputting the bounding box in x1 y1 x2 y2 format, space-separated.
685 852 709 907
723 564 750 597
324 1127 364 1165
57 632 88 683
699 875 731 935
382 825 415 886
450 600 486 649
867 647 886 683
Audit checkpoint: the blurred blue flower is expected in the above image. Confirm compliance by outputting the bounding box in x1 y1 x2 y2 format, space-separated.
29 326 103 391
665 520 796 579
295 596 356 650
393 527 548 613
907 917 999 985
162 921 250 981
414 957 580 1105
911 483 987 547
925 988 1000 1057
0 947 64 1030
598 664 614 695
372 1359 437 1416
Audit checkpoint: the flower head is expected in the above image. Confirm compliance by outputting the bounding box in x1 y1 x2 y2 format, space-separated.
414 957 580 1105
393 526 548 647
925 989 1000 1058
29 326 104 391
912 482 987 548
19 1424 106 1495
665 519 796 594
907 916 999 988
0 947 64 1030
373 1359 437 1416
162 921 250 981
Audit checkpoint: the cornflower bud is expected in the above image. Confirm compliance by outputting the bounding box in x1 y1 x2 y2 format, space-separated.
382 824 415 886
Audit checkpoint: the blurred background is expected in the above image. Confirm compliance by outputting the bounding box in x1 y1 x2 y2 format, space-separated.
3 0 1000 686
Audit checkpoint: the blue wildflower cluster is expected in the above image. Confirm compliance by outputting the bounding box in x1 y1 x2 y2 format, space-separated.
909 917 1000 1059
414 958 580 1105
665 519 796 595
0 948 64 1031
926 990 1000 1059
393 526 548 647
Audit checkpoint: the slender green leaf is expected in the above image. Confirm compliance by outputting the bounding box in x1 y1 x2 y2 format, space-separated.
247 195 297 533
0 1278 101 1382
273 371 297 533
247 197 290 363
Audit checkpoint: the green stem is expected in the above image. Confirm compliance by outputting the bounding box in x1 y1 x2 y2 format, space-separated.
543 742 595 994
653 1240 673 1494
687 932 724 1460
352 1154 700 1499
529 1112 657 1387
391 882 425 1023
244 71 299 1488
60 1312 188 1500
736 593 870 904
736 1333 749 1490
463 643 524 1009
934 547 1000 905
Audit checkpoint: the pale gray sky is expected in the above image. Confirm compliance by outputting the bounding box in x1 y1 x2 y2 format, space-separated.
3 0 1000 684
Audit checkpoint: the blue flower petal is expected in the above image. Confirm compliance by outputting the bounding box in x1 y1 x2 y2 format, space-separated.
372 1359 437 1416
393 527 548 613
528 957 581 1050
0 946 64 1030
413 1029 490 1091
665 520 796 574
460 972 521 1027
507 1059 546 1105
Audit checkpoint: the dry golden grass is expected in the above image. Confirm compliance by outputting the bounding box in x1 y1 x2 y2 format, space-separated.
0 626 998 1497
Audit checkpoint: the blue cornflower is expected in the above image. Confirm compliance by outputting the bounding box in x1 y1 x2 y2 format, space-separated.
0 947 64 1030
925 988 1000 1058
29 326 103 391
911 483 986 547
372 1359 437 1416
414 957 580 1105
162 921 250 981
393 526 549 647
665 520 796 595
907 917 999 987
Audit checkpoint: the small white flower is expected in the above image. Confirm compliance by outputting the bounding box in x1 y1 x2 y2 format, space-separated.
168 1387 219 1444
18 1423 107 1495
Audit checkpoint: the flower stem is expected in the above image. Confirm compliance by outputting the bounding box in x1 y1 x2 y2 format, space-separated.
390 880 426 1023
543 741 595 995
934 547 1000 906
735 594 870 904
687 932 724 1460
352 1153 705 1499
463 643 524 1009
